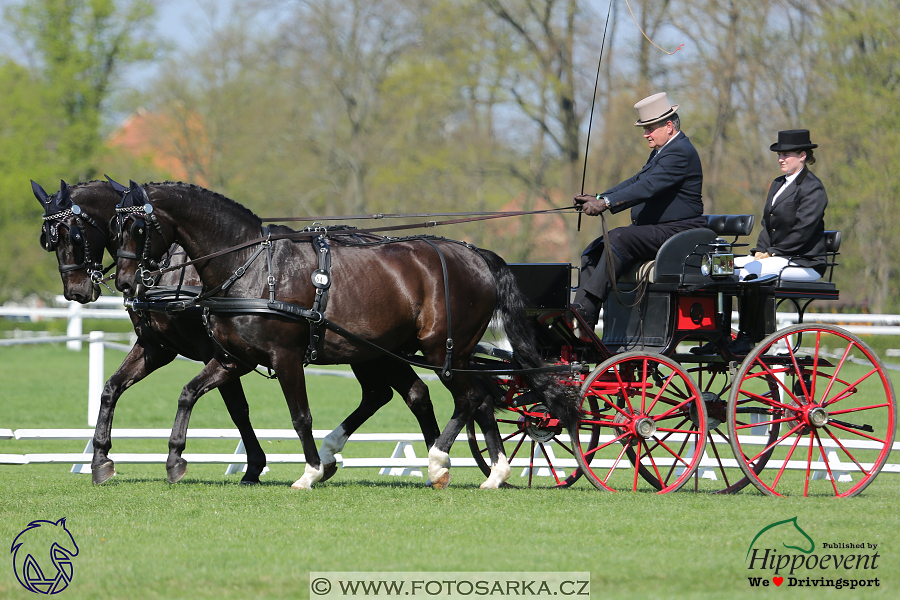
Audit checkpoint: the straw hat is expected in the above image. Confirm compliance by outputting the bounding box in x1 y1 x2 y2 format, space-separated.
633 92 679 127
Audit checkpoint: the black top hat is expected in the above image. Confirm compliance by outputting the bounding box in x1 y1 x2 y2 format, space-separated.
770 129 818 153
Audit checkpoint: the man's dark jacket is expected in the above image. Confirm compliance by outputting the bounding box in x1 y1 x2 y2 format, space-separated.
753 166 828 270
602 130 704 225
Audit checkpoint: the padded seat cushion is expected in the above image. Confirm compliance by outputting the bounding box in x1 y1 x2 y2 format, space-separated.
705 214 754 237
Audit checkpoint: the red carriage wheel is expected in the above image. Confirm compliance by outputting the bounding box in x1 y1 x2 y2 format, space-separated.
684 361 781 493
573 352 708 493
727 324 896 497
466 376 596 488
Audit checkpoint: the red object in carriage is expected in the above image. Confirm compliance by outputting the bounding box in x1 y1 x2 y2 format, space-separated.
468 215 896 497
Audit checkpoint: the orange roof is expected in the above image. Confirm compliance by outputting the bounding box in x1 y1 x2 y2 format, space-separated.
107 108 209 186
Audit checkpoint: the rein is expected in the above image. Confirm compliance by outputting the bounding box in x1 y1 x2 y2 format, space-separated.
135 205 579 281
260 207 569 223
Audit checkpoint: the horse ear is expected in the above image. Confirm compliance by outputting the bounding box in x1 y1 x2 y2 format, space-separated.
132 181 151 204
32 180 49 208
60 180 71 203
105 174 128 193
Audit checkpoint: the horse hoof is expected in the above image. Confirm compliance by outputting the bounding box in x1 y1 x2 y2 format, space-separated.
430 470 451 490
92 461 116 485
166 459 188 483
239 478 259 486
291 463 324 489
320 462 338 482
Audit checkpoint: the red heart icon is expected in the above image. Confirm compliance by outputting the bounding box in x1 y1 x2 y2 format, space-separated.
773 577 784 586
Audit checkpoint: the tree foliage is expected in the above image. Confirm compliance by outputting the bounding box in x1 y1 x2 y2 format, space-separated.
1 0 899 310
0 0 158 301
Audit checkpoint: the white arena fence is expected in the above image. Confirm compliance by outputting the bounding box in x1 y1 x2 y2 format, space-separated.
2 298 900 481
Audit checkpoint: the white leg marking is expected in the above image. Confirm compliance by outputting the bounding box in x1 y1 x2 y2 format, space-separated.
319 425 349 468
292 462 325 489
427 446 451 489
480 452 511 489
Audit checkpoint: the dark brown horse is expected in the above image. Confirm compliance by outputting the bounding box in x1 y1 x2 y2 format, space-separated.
34 179 269 484
113 181 574 489
34 179 453 485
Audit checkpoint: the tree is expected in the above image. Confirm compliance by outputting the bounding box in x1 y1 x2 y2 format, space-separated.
5 0 158 180
0 0 159 301
810 0 900 311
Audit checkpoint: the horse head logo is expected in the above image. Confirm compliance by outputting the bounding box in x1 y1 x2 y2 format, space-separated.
746 516 815 561
10 518 79 594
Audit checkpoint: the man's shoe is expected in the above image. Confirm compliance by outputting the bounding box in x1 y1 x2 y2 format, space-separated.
690 341 718 355
725 332 754 356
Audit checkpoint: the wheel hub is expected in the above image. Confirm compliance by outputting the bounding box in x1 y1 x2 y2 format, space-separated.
633 417 657 439
523 404 560 442
694 391 725 429
807 406 829 428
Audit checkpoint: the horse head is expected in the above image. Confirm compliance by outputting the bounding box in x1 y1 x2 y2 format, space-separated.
113 181 178 297
34 179 120 303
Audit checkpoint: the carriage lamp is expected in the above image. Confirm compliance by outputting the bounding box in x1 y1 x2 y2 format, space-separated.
700 239 734 280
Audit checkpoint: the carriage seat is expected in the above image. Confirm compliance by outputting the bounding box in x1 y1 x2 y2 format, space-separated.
771 230 841 300
618 214 755 286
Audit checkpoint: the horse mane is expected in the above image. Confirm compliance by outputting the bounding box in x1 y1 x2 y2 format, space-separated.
145 181 262 227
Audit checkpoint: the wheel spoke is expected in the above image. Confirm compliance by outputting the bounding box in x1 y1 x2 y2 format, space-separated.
813 430 840 496
538 442 563 485
747 422 804 465
823 369 878 407
827 421 887 445
507 431 528 461
770 431 805 490
641 439 666 489
706 430 732 488
804 432 815 496
823 427 873 476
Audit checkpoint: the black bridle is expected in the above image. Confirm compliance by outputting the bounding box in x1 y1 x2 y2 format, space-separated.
113 188 170 288
40 202 110 286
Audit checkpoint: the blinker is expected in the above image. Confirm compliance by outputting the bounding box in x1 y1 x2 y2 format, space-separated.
39 223 54 252
70 225 84 247
131 219 147 244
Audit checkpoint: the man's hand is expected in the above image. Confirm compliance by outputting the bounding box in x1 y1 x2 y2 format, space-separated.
574 194 609 216
754 252 770 260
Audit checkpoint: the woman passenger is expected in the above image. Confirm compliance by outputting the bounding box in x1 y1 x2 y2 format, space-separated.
695 129 828 355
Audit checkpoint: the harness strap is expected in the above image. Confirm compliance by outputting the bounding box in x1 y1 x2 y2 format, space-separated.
419 239 454 380
306 234 333 364
194 227 272 303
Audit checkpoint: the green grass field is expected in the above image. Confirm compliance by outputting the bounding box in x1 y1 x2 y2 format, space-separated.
1 342 899 599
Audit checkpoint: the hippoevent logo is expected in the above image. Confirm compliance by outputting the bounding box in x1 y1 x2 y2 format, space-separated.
10 518 79 594
745 516 881 591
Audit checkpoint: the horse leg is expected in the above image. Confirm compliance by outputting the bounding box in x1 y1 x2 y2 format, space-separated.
167 357 244 483
428 373 501 490
92 340 177 485
271 361 321 489
471 391 511 489
319 360 440 482
318 361 394 481
217 379 267 485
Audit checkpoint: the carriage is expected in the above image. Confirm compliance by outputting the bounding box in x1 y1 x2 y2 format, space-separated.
36 179 895 496
466 215 896 497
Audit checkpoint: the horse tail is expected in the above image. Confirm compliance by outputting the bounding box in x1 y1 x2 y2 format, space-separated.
476 248 579 427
